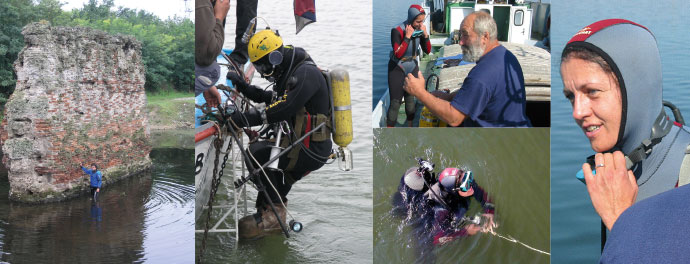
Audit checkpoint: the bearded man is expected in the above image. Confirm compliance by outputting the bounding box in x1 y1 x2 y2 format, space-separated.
403 11 531 127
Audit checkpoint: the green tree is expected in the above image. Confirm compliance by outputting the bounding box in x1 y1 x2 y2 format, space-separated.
0 0 193 101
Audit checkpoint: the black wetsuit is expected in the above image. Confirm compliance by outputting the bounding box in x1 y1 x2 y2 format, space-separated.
387 23 431 127
236 47 332 208
392 171 494 262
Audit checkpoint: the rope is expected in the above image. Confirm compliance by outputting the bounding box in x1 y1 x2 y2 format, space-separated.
487 230 550 256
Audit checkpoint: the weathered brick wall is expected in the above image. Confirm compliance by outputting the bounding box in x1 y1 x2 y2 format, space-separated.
1 22 152 203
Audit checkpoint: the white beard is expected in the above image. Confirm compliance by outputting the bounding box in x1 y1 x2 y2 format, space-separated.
461 41 485 62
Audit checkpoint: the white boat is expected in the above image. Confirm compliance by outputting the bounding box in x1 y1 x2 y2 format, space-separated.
195 49 252 240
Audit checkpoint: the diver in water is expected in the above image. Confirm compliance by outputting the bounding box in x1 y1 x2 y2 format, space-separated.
392 159 496 261
226 29 333 239
386 4 432 127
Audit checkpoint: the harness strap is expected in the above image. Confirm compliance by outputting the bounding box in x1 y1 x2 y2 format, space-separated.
303 112 312 148
678 144 690 186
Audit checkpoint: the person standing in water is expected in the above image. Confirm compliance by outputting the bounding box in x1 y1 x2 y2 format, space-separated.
386 4 431 127
81 163 102 200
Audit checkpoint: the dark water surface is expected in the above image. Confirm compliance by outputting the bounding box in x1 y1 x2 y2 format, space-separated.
374 128 550 263
551 1 690 263
0 130 193 263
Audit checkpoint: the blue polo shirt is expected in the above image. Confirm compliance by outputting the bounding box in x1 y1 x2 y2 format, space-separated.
600 184 690 263
450 45 531 127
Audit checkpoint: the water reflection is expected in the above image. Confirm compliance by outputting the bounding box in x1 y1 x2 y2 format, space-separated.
0 131 193 263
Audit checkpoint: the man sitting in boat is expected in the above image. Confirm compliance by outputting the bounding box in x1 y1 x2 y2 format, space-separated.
227 29 333 239
403 11 531 127
393 160 496 261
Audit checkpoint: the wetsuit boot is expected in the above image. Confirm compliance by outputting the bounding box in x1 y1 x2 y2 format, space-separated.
238 202 287 239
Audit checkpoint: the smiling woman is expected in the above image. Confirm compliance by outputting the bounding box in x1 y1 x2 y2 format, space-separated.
558 19 690 202
557 18 690 261
560 49 622 153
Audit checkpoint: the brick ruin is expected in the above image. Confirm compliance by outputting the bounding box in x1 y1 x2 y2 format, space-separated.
1 22 152 203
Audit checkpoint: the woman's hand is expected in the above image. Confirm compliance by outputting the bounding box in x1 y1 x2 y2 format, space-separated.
583 151 638 230
405 24 414 39
421 24 429 38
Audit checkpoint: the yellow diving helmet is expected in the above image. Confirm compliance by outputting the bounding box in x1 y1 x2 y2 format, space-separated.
248 29 283 63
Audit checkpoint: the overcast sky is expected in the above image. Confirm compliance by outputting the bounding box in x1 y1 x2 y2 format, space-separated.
60 0 191 20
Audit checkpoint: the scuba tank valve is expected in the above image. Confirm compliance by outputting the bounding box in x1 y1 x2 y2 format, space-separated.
241 17 258 44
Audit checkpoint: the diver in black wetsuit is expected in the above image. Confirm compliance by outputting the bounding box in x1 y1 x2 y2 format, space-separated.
227 29 333 239
392 160 496 262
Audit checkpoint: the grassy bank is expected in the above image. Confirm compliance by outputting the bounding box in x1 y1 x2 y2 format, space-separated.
146 91 194 130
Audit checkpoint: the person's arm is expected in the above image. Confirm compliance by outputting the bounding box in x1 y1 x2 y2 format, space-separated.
195 0 227 66
96 171 102 190
239 85 274 104
226 70 274 104
81 165 92 174
472 182 497 232
264 66 321 123
391 27 410 59
403 71 467 126
420 24 432 54
583 151 638 230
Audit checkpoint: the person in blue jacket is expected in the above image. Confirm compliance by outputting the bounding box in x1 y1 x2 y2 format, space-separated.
81 163 102 199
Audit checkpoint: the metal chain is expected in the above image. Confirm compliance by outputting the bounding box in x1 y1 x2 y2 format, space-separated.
197 129 233 264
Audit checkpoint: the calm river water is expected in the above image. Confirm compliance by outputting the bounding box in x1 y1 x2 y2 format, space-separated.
0 129 193 263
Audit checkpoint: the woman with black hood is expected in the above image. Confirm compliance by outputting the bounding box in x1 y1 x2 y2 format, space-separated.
386 4 432 127
560 19 690 231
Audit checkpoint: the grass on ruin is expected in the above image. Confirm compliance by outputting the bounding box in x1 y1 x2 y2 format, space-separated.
146 90 193 103
146 90 194 128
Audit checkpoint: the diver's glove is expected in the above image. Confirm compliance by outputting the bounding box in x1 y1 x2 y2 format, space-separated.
226 70 273 104
227 69 249 91
229 108 266 128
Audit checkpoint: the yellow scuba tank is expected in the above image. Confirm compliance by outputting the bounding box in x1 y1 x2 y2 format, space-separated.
419 106 438 127
326 69 353 171
419 106 448 127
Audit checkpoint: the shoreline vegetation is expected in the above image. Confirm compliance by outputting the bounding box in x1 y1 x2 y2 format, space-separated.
146 91 194 130
0 0 194 125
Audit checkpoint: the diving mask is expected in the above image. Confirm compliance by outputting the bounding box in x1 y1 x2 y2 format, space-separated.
456 171 474 192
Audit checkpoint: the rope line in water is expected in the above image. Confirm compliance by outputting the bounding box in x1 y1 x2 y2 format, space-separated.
488 230 550 256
